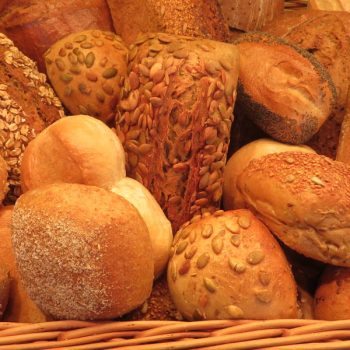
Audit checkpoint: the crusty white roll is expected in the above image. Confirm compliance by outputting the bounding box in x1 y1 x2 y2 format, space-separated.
223 139 315 210
12 183 154 320
314 266 350 320
237 152 350 267
167 209 298 320
21 115 126 192
111 178 172 278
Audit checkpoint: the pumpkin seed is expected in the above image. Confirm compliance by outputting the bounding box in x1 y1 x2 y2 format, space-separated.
203 277 217 293
85 52 95 68
196 253 210 269
103 67 118 79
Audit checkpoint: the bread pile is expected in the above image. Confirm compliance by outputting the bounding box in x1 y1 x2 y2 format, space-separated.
0 0 350 324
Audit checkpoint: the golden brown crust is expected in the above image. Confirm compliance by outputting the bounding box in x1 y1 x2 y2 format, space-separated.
337 109 350 164
315 266 350 320
235 32 336 144
21 115 126 193
45 30 128 123
107 0 228 45
220 0 284 31
116 33 239 232
0 0 114 72
0 33 64 202
167 209 298 320
12 183 154 320
263 10 350 157
237 152 350 266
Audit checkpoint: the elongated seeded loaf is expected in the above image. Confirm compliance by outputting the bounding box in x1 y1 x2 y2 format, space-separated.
0 33 64 202
219 0 284 31
0 0 114 72
116 33 239 232
237 152 350 267
234 32 336 145
106 0 228 45
45 30 128 123
263 10 350 158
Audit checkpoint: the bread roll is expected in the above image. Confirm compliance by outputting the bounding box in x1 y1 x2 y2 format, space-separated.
45 30 128 123
0 0 114 72
116 32 239 232
111 178 173 279
219 0 284 31
0 33 64 201
315 266 350 320
263 10 350 158
0 206 49 322
21 115 126 193
12 183 154 320
168 209 298 320
235 32 336 144
237 152 350 267
106 0 228 45
223 139 315 210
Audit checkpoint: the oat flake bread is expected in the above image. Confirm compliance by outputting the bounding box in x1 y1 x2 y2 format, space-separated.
0 0 114 72
106 0 229 45
0 33 64 201
237 152 350 267
168 209 298 320
45 30 128 123
234 32 336 145
116 33 239 232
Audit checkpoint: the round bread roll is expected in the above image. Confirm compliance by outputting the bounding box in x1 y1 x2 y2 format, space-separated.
21 115 126 193
223 139 315 210
111 178 173 279
314 266 350 320
45 30 128 123
167 209 298 320
12 183 154 320
237 152 350 266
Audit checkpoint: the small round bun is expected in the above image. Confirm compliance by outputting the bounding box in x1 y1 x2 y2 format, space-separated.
45 30 128 123
223 139 315 209
112 178 173 279
167 209 298 320
237 152 350 266
12 183 154 320
315 266 350 320
21 115 126 193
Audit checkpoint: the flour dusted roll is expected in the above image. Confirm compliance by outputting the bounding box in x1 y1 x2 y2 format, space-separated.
12 183 154 320
168 210 298 320
116 32 239 232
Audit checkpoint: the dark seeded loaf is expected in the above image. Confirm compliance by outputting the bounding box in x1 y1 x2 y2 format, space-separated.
115 33 239 232
0 33 64 201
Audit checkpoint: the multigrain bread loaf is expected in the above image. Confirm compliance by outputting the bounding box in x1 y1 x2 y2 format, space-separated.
106 0 228 45
0 206 49 322
45 30 128 123
315 266 350 320
12 183 154 320
263 10 350 158
116 33 239 232
0 0 114 72
223 139 315 210
219 0 284 31
234 32 336 144
237 152 350 267
0 33 64 202
167 209 298 320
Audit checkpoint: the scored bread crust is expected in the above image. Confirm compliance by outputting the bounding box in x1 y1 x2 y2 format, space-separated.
115 33 239 232
234 32 336 145
106 0 228 45
0 0 114 72
237 152 350 267
0 33 64 202
12 183 154 320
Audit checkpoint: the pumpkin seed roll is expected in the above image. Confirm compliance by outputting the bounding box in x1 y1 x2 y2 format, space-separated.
45 30 128 123
116 33 239 232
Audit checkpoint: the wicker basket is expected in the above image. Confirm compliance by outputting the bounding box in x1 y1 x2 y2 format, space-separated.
6 0 349 349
